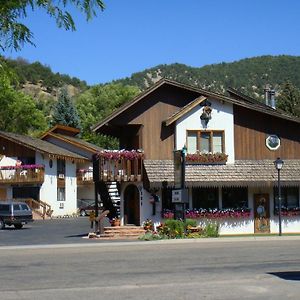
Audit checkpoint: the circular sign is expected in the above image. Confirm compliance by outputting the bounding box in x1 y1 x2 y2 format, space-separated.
266 135 280 150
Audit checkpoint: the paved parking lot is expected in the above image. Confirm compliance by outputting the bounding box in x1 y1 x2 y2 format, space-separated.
0 217 119 246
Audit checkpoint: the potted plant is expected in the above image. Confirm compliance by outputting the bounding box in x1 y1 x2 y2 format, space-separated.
110 218 121 226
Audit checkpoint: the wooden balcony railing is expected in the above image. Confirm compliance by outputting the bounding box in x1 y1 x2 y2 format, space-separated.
77 169 93 185
98 150 144 182
0 165 45 184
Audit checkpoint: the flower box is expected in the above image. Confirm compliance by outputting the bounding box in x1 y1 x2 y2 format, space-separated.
186 152 228 164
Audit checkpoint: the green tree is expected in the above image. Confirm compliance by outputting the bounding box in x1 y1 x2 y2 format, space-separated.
76 83 140 147
0 0 105 51
51 87 81 129
0 61 47 135
277 81 300 117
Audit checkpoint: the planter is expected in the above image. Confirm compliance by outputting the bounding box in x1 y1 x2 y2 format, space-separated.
111 219 121 226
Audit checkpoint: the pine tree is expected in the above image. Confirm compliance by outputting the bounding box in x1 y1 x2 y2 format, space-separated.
51 87 81 129
277 81 300 117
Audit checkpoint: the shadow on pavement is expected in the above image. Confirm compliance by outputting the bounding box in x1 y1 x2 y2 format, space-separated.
268 271 300 281
64 233 89 238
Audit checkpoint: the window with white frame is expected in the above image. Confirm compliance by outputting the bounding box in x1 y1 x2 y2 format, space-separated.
187 130 225 154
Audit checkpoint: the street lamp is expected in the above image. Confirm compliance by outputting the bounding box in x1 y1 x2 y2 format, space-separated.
274 157 284 236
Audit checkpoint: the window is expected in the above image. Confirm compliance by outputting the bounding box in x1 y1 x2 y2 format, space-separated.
222 187 248 209
57 188 65 202
187 130 225 154
274 187 299 208
192 187 219 209
57 159 65 177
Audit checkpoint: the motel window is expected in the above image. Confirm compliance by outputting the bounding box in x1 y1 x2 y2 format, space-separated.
187 130 225 154
57 188 65 202
274 187 299 208
57 159 66 179
192 187 219 209
222 187 248 209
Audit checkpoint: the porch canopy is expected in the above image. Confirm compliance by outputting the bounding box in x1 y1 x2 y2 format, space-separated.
143 160 300 188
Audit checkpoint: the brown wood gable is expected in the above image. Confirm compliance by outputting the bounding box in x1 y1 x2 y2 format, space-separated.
234 105 300 159
113 84 200 160
163 96 207 126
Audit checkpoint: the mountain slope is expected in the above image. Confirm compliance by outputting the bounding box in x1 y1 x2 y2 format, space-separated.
114 55 300 100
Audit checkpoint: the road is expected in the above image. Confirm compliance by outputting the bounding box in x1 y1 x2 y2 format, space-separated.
0 238 300 299
0 217 127 246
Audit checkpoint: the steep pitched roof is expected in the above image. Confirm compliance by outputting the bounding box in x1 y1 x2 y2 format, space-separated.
144 159 300 188
0 131 88 162
40 124 80 139
92 78 300 132
48 133 103 153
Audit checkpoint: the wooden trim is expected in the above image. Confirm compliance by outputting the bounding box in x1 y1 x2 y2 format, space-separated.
40 124 80 139
164 96 207 126
44 133 99 153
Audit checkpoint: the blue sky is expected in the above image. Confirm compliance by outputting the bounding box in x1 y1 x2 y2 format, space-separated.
2 0 300 85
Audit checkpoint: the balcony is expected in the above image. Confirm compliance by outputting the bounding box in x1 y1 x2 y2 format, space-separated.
77 169 93 185
97 150 144 182
0 164 45 184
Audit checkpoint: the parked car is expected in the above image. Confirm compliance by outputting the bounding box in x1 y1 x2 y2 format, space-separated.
0 201 33 229
77 199 96 216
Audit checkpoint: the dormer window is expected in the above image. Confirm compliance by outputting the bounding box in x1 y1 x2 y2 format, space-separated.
187 130 225 154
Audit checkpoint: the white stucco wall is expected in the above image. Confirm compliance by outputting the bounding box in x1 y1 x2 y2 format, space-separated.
38 154 77 216
37 154 57 213
64 161 77 215
176 98 235 163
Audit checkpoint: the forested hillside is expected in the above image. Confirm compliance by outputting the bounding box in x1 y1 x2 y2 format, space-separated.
116 55 300 100
1 54 300 147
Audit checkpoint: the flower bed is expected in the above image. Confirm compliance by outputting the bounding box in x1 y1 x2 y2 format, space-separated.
274 207 300 216
162 208 251 219
186 152 228 164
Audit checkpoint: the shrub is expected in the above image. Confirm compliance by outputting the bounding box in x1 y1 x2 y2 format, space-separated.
203 223 219 237
138 232 165 241
164 219 185 238
185 218 197 229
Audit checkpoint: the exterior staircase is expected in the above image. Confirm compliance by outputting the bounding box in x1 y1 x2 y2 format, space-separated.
24 198 53 220
105 181 120 218
100 225 146 239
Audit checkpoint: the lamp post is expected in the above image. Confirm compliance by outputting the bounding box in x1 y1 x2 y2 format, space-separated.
274 157 284 236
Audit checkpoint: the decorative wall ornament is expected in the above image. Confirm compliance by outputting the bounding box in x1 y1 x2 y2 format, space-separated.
200 105 212 125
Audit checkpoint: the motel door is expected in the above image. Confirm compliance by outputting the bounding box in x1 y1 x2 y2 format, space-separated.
254 194 270 234
124 185 140 226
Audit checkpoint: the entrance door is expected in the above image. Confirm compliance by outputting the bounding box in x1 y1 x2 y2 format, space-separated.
124 185 140 225
0 188 6 200
254 194 270 234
